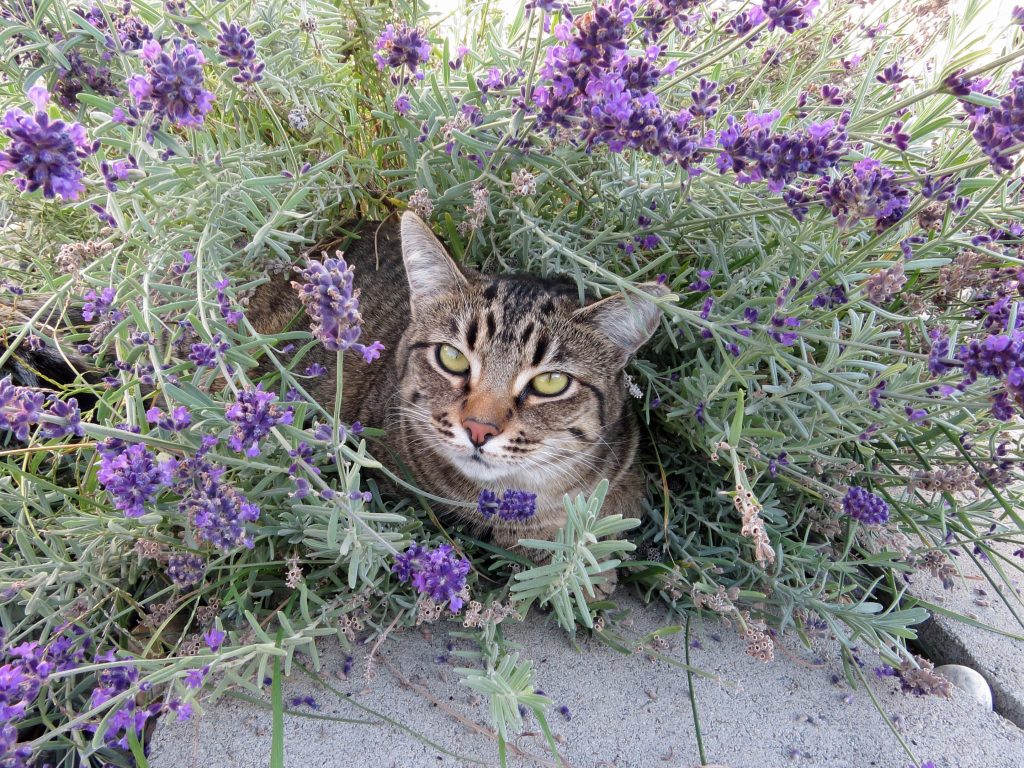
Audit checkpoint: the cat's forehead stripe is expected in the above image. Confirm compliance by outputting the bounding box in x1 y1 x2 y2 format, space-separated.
531 334 550 367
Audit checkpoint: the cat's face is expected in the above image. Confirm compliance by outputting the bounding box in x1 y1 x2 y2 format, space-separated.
394 213 666 488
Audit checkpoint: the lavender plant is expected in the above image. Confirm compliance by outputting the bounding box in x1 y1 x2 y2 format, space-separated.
1 0 1024 765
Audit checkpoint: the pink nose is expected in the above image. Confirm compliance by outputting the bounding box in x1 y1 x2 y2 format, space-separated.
463 418 500 447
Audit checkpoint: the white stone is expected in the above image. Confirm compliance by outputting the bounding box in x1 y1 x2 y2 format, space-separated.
936 664 993 710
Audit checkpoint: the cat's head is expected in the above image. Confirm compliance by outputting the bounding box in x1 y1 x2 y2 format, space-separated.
394 212 668 486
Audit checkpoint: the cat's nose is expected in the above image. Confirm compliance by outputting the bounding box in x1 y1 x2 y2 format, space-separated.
463 418 500 447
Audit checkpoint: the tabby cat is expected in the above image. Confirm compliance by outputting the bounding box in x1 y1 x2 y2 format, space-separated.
249 212 667 578
1 212 667 590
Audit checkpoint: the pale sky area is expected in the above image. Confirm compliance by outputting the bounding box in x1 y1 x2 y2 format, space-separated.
428 0 1022 61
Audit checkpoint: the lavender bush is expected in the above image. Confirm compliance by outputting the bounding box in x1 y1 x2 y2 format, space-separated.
1 0 1024 764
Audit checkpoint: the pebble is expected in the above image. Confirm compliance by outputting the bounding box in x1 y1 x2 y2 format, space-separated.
935 664 993 710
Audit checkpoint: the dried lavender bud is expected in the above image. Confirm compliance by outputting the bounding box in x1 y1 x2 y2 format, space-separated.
863 261 906 305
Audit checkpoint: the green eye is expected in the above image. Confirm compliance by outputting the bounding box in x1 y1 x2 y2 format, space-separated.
437 344 470 374
530 371 570 396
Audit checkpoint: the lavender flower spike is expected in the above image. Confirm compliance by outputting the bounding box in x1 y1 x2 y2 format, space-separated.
392 543 471 612
374 22 432 84
225 384 294 458
128 39 214 133
217 22 265 83
478 489 538 522
293 254 385 362
0 85 96 200
842 486 889 525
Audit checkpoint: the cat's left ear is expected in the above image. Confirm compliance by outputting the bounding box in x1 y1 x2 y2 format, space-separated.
573 283 670 366
400 211 468 314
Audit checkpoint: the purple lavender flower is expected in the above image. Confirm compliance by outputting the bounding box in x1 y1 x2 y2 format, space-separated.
726 7 766 43
689 78 719 118
0 723 31 766
203 628 226 651
180 468 260 552
842 486 889 525
717 111 848 193
214 279 244 325
819 158 910 230
769 314 800 345
904 405 928 423
810 285 847 310
217 22 265 84
392 543 471 612
957 332 1024 381
761 0 819 34
921 174 959 201
394 94 412 115
688 269 713 292
96 440 177 517
115 10 154 51
477 489 538 522
184 667 207 689
82 287 120 322
531 6 705 171
225 385 293 458
0 85 96 201
821 84 844 105
85 650 162 750
167 552 206 588
374 22 432 84
127 39 214 134
876 61 908 87
100 154 138 192
882 121 910 151
53 50 120 111
89 649 139 708
0 380 43 442
0 659 43 722
37 397 84 440
928 336 952 375
391 543 429 583
146 405 192 431
293 255 385 362
636 0 704 42
869 381 886 409
700 296 714 320
768 451 789 478
953 67 1024 171
1014 6 1024 25
304 363 327 377
189 334 230 368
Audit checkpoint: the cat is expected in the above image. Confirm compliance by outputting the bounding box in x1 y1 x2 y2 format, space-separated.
248 213 668 583
2 211 668 591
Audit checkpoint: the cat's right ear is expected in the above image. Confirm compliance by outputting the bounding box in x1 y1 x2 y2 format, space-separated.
400 212 467 313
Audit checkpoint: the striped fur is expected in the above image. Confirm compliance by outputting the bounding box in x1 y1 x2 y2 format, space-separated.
250 213 667 569
3 213 667 585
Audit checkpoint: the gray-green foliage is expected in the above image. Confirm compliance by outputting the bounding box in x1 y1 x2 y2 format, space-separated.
1 0 1024 765
512 480 639 632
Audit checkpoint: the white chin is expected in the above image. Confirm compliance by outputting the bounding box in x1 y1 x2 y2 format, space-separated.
449 453 521 484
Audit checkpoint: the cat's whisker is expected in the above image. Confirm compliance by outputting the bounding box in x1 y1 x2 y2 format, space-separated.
515 447 597 488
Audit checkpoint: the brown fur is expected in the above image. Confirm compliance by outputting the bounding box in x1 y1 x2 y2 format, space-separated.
249 213 668 577
1 213 667 591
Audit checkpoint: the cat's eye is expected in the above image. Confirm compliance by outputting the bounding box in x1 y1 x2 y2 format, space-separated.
530 371 570 396
437 344 470 374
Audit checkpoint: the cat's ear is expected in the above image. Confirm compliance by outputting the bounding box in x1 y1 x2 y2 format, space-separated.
400 211 467 312
573 283 669 365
